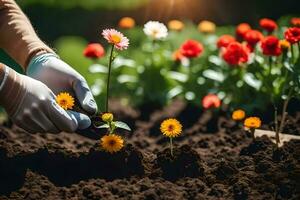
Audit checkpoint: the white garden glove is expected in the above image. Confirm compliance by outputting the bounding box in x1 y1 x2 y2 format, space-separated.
26 53 98 115
0 64 91 133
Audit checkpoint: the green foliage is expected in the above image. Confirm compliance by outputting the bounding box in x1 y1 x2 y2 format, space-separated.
16 0 149 10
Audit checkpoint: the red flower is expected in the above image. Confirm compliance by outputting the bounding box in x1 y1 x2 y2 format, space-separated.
244 30 264 46
180 40 204 58
261 36 282 56
236 23 251 39
202 94 221 109
217 35 236 48
83 43 105 59
284 27 300 44
291 17 300 27
222 42 250 65
259 18 277 33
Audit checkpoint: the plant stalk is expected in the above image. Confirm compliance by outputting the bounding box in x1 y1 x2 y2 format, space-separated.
170 137 173 157
105 45 115 112
278 88 293 136
250 128 256 141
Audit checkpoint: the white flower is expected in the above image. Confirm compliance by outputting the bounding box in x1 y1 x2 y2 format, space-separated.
143 21 168 40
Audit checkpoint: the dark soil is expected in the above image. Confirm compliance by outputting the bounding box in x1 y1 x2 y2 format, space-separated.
0 99 300 199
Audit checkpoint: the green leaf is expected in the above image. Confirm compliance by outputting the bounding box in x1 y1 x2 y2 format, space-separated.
115 121 131 131
95 124 109 129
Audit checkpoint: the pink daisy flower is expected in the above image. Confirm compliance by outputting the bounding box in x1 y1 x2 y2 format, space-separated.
102 29 129 50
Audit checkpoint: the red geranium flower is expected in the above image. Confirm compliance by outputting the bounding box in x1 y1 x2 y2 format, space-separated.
202 94 221 109
222 42 250 65
284 27 300 44
83 43 105 59
259 18 277 33
261 36 282 56
291 17 300 27
180 39 204 58
217 35 236 48
244 30 264 46
236 23 251 39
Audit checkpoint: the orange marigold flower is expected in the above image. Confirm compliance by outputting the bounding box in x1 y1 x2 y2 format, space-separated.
244 117 261 129
56 92 75 110
160 118 182 138
198 20 216 33
101 134 124 153
279 40 291 50
118 17 135 29
168 20 184 31
232 109 246 121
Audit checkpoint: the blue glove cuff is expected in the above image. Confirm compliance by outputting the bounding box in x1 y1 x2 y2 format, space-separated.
26 53 60 75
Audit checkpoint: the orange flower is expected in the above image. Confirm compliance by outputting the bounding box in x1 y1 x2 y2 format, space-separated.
172 49 185 62
168 20 184 31
118 17 135 29
232 109 246 121
236 23 251 39
291 17 300 27
244 117 261 129
259 18 277 33
198 20 216 33
279 40 291 50
202 94 221 109
217 35 236 48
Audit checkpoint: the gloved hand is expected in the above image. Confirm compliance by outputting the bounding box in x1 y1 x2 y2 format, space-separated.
0 65 91 133
27 53 97 115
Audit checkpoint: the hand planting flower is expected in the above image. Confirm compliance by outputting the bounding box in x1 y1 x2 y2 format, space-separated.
198 20 216 34
222 42 250 65
236 23 251 39
56 92 75 110
160 118 183 156
180 40 204 58
202 94 221 109
101 134 124 153
232 109 246 121
259 18 277 33
244 117 261 141
118 17 135 29
168 20 184 31
101 29 129 112
217 35 236 48
261 36 281 56
83 43 105 59
143 21 168 40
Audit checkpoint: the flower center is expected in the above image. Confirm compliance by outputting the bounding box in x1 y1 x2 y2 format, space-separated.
60 99 67 106
109 139 116 146
168 125 174 131
111 34 121 44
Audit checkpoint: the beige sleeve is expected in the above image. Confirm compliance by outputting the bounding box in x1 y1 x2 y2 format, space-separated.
0 0 54 70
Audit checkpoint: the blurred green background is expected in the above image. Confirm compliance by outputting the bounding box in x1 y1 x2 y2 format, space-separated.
0 0 300 112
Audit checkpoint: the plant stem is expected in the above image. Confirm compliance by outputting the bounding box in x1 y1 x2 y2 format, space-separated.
278 88 293 136
170 137 173 157
274 106 279 147
105 45 115 112
268 56 273 76
251 129 256 141
291 45 295 64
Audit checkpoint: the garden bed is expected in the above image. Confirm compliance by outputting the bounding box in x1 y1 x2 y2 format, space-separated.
0 99 300 199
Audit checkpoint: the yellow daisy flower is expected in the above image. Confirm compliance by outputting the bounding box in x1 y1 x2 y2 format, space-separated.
168 20 184 31
232 109 246 121
198 20 216 33
244 117 261 129
101 134 124 153
102 112 114 122
160 118 182 138
56 92 75 110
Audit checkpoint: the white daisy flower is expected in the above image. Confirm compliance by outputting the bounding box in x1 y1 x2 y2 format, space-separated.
143 21 168 40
